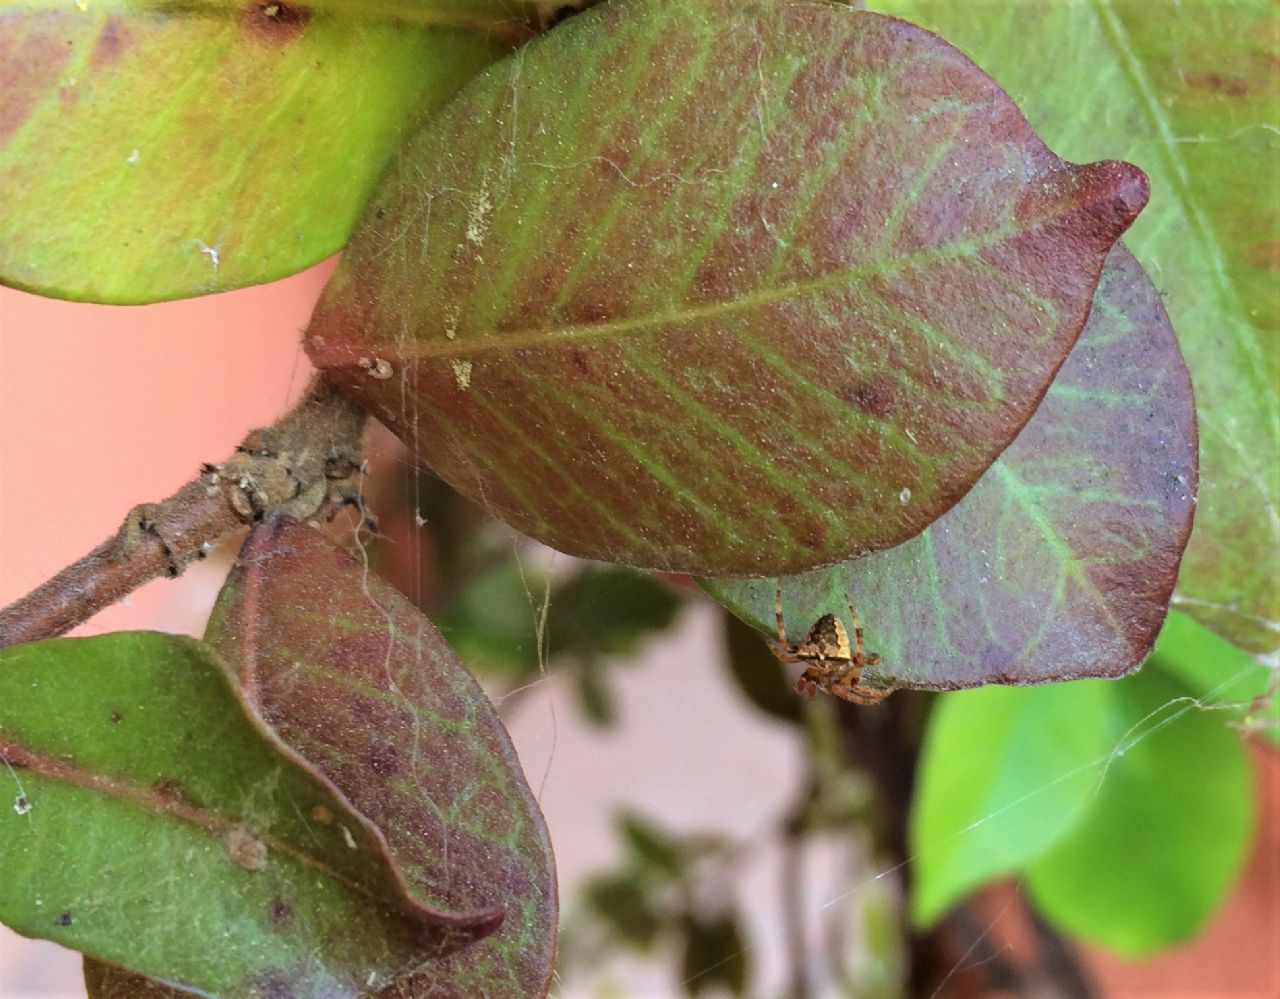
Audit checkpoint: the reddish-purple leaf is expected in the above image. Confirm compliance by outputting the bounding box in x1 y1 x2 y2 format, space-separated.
203 518 556 996
706 244 1197 689
304 0 1147 576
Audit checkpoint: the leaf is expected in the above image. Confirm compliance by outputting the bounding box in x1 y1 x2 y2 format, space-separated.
436 560 548 679
680 913 748 996
304 0 1147 576
864 0 1279 653
582 873 663 950
908 680 1115 927
704 244 1196 690
204 516 557 996
0 0 525 303
619 811 687 879
1025 667 1254 956
546 567 682 662
721 609 805 725
1149 610 1280 746
0 632 500 997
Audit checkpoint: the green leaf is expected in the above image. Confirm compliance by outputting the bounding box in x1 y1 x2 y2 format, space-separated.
619 811 687 879
436 560 547 679
1025 667 1254 956
0 0 524 303
305 0 1147 576
909 681 1115 927
705 245 1195 691
721 609 804 725
1149 611 1279 746
582 873 663 950
681 913 748 996
547 567 682 662
865 0 1279 653
0 632 499 997
204 516 557 996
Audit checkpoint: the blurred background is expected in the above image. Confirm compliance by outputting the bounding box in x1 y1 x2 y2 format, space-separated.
1 266 1276 998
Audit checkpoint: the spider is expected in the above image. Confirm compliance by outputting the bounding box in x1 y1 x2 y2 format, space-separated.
768 584 893 706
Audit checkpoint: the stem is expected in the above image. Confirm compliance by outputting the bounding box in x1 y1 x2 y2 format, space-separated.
834 696 1102 998
781 829 811 999
0 376 368 650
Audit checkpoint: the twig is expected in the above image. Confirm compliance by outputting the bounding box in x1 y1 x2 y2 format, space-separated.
781 825 812 999
0 376 368 650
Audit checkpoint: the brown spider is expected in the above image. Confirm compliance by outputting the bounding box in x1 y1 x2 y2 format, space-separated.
769 584 893 706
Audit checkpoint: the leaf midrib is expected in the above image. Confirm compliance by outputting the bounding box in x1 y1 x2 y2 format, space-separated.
0 734 388 907
398 226 1026 360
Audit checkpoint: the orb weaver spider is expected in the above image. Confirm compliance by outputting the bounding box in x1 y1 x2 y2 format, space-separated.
769 584 893 705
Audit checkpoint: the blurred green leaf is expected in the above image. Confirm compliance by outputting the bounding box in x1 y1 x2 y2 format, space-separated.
576 663 617 727
440 564 680 691
721 610 804 725
681 914 748 997
1149 610 1279 746
438 560 545 678
620 811 688 879
1025 667 1254 955
548 567 682 661
0 633 496 997
910 681 1114 926
582 873 663 950
868 0 1279 654
0 0 523 302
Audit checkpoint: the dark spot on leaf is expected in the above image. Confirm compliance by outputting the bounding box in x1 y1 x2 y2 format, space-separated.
840 376 897 418
1241 239 1280 271
1183 71 1252 97
109 709 124 724
571 349 590 375
89 16 130 70
54 911 72 927
268 896 294 929
240 1 310 46
0 28 71 145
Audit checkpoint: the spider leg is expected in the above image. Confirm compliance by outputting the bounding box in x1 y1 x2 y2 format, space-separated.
770 642 801 665
774 583 788 647
847 603 867 660
833 681 894 706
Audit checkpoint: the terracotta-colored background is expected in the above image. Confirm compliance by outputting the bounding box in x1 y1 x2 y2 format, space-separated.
1 271 1276 996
